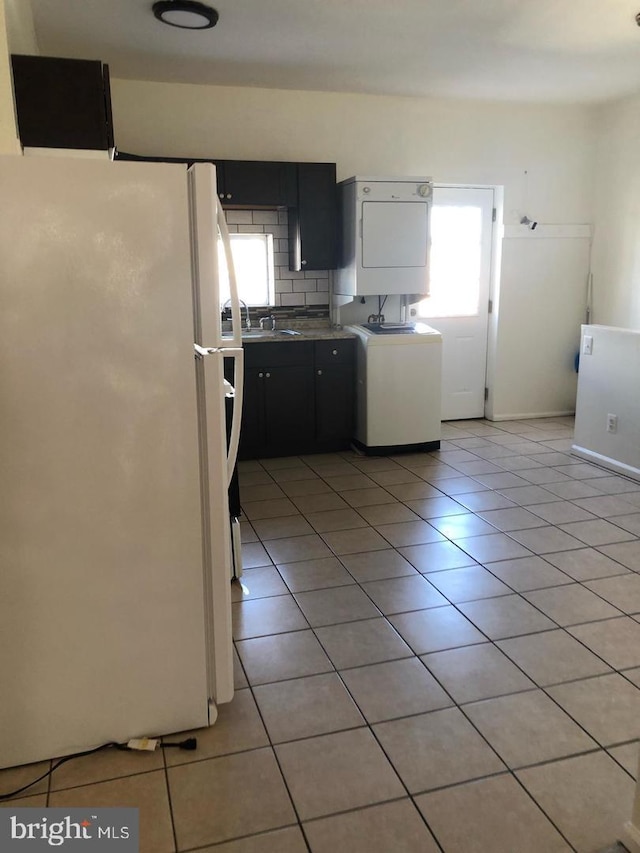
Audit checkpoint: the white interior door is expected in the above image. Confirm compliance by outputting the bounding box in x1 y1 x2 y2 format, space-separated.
412 186 495 420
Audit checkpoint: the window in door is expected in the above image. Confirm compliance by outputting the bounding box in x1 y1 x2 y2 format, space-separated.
418 205 484 318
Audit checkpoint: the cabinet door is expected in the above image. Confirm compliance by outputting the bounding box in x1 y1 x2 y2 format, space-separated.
314 340 355 449
263 365 315 456
237 368 264 461
241 342 315 459
220 161 296 207
289 163 338 271
315 366 354 448
11 55 112 150
212 160 227 201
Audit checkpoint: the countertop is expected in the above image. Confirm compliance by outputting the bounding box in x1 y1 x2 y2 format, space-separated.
223 322 356 344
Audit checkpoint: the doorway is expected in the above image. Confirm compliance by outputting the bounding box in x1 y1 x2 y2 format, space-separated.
412 185 495 421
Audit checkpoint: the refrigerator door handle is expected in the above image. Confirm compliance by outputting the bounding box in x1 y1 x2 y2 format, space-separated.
217 197 242 348
224 347 244 486
194 344 218 357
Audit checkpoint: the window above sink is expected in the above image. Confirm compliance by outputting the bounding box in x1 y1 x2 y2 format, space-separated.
219 232 275 307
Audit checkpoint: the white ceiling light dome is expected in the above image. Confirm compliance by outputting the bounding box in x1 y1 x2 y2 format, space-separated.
152 1 219 30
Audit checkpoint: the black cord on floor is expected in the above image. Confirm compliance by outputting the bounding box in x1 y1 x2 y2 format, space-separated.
0 738 197 801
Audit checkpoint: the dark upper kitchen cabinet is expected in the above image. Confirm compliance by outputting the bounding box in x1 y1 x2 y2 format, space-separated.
288 163 338 271
216 160 296 207
11 55 114 151
112 151 338 271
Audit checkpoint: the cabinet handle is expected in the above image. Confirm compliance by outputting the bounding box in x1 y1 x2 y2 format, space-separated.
265 372 271 378
258 372 264 378
219 193 224 199
301 260 307 266
317 369 323 376
226 193 232 199
332 349 338 356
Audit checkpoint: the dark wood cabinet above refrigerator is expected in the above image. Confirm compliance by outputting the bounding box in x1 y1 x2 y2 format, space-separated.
11 55 114 152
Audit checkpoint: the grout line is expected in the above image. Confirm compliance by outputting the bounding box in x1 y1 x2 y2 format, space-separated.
161 739 179 853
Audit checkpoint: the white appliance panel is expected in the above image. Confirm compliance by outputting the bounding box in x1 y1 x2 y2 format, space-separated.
190 164 242 351
190 163 221 347
335 176 432 297
197 351 234 705
346 325 442 449
362 202 428 269
0 156 233 768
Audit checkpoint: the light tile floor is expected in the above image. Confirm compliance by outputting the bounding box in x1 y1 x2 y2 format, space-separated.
2 417 640 852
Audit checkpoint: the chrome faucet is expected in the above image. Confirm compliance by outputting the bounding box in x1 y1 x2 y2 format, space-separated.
223 298 251 331
239 299 251 331
259 314 277 331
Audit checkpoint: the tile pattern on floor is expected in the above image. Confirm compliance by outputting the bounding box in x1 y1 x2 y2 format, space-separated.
2 417 639 852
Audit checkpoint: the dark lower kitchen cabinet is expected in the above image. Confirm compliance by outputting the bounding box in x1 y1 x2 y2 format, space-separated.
11 55 113 151
236 367 264 460
242 362 316 460
239 342 315 459
314 340 355 449
238 338 355 459
289 163 338 272
216 160 296 207
262 365 315 455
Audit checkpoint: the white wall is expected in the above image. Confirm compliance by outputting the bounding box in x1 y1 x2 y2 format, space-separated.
0 0 38 154
0 0 19 153
111 78 596 419
490 226 591 419
591 94 640 330
4 0 38 54
573 325 640 480
111 80 594 224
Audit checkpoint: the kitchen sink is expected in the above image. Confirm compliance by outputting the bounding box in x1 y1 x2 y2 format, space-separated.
241 330 277 338
240 329 303 339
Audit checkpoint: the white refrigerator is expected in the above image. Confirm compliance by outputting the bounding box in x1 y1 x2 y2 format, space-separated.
0 155 244 769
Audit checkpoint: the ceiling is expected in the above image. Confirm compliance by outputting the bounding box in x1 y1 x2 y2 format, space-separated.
28 0 640 104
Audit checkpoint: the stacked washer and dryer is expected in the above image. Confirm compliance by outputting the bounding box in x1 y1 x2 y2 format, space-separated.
335 176 442 455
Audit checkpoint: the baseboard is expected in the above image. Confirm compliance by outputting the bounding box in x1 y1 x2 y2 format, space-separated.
571 445 640 483
486 410 575 422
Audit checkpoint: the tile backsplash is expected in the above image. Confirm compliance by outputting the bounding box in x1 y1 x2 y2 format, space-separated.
225 209 330 318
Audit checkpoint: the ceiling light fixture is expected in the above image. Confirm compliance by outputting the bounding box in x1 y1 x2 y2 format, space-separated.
152 1 219 30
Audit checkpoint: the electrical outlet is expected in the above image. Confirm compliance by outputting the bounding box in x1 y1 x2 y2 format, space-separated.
583 335 593 355
606 414 618 434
